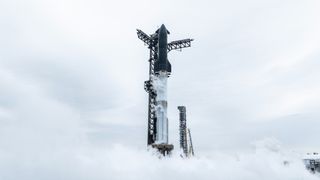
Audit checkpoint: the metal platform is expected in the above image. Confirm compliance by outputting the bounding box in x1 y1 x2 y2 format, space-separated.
152 144 174 156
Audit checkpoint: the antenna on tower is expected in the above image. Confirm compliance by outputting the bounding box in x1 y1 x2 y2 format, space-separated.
188 128 195 157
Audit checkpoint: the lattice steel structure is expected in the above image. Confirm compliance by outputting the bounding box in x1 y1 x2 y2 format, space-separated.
178 106 188 156
178 106 195 157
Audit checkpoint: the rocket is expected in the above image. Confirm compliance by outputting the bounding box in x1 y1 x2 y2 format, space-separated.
153 24 170 144
137 24 193 154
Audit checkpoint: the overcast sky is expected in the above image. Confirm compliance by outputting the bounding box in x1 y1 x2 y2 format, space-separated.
0 0 320 179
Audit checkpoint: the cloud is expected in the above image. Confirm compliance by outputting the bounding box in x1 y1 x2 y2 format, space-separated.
0 138 318 180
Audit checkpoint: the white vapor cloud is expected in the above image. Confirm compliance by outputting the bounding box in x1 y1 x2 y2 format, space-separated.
0 138 318 180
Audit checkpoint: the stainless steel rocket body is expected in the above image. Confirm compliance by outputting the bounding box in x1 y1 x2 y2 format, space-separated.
154 24 170 144
153 72 168 144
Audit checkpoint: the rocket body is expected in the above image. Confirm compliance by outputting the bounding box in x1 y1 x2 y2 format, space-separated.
153 24 170 144
153 72 168 143
154 24 171 74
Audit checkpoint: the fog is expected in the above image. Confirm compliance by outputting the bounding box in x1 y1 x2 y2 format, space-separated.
0 137 318 180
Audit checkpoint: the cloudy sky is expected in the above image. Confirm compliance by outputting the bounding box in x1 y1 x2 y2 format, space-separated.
0 0 320 179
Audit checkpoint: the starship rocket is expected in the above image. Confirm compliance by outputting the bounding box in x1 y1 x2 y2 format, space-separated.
137 24 193 154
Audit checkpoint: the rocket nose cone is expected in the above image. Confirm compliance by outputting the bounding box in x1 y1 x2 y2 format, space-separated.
159 24 169 34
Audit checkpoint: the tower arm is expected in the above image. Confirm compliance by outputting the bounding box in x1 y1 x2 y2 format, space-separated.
168 39 194 52
137 29 154 46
